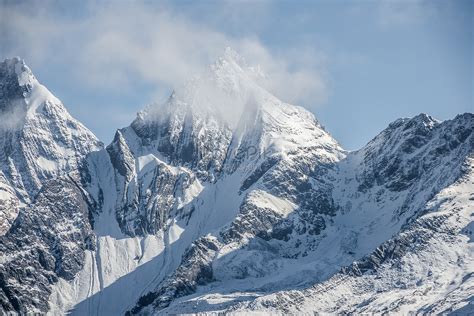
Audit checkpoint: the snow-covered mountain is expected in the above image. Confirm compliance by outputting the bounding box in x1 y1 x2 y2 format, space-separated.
0 52 472 315
0 57 101 313
157 112 474 315
0 58 102 235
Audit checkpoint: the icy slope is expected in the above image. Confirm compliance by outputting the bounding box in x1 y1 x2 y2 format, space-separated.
0 58 102 235
231 157 474 315
136 113 473 314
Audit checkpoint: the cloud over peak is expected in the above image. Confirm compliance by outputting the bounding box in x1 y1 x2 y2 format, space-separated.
1 2 328 108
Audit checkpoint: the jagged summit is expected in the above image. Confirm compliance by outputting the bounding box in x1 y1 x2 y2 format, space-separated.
133 48 333 143
0 57 37 96
409 112 437 123
1 57 35 79
211 47 248 78
0 58 101 234
137 48 271 129
220 47 248 66
388 113 438 130
0 57 65 126
212 47 266 83
0 58 36 117
118 49 341 186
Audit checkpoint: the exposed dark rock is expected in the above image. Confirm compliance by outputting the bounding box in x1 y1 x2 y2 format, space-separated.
0 178 95 314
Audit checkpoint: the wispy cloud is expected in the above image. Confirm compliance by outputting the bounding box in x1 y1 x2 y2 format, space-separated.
0 99 27 131
1 1 328 108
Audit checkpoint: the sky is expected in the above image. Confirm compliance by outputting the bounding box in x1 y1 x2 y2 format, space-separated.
1 0 472 150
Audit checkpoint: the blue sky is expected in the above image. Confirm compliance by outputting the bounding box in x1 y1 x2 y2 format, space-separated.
1 0 472 149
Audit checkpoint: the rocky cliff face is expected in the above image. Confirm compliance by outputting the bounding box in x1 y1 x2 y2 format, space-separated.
0 58 101 313
228 157 474 315
0 58 101 235
131 112 473 315
0 53 472 315
0 178 95 314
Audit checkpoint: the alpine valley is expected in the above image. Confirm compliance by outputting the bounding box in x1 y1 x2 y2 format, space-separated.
0 51 473 315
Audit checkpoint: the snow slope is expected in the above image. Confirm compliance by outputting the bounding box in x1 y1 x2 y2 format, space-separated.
157 114 473 315
230 158 474 315
0 52 472 315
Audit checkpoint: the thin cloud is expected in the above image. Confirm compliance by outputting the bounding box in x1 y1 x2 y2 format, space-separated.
0 99 27 131
1 1 328 108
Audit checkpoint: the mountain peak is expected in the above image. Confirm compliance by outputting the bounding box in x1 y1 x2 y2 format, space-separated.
409 113 438 125
2 57 26 72
139 49 270 131
135 48 336 159
209 47 266 90
221 47 246 66
0 58 37 121
0 57 64 126
1 57 37 88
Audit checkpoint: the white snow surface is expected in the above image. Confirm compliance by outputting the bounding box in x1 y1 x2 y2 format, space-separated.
228 162 474 315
